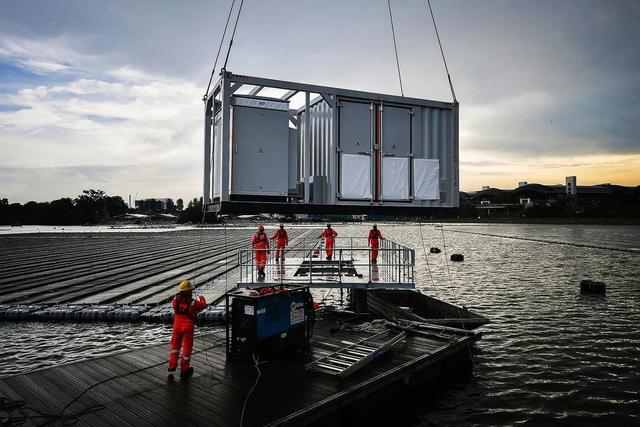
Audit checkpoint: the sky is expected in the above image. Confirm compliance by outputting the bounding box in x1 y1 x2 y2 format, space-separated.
0 0 639 204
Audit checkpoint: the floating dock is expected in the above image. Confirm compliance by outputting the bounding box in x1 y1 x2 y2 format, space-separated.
0 230 486 425
0 310 480 426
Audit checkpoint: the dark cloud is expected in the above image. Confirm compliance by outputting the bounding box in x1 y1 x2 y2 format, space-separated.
0 0 638 201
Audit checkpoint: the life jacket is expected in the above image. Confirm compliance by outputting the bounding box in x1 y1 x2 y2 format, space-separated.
368 229 382 243
272 229 288 244
320 229 338 240
252 232 269 249
174 294 195 320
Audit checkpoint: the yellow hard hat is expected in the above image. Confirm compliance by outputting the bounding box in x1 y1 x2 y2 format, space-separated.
178 279 193 292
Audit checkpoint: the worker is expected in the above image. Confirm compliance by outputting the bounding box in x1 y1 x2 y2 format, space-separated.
319 224 338 260
368 223 383 263
271 223 289 261
252 224 270 277
168 279 207 378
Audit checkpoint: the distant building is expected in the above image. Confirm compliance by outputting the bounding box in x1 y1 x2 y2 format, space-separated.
566 176 577 195
518 181 528 187
482 185 490 190
135 198 174 212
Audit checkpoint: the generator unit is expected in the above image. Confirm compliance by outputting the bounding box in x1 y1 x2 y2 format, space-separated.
225 285 314 357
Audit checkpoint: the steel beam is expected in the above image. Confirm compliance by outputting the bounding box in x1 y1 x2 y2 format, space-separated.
281 89 298 100
248 86 264 96
203 98 212 205
220 73 232 202
228 72 453 109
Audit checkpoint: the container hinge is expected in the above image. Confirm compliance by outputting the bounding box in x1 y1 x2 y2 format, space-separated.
408 153 415 158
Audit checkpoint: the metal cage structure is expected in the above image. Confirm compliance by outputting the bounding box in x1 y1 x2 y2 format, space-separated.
204 70 459 215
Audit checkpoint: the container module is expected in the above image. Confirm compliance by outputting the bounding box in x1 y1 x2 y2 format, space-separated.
204 70 459 215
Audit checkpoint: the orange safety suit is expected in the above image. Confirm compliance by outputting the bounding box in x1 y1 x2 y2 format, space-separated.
368 229 383 262
271 229 289 260
169 293 207 372
252 232 270 270
320 228 338 258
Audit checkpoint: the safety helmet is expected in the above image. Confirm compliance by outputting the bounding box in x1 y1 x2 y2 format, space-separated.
279 223 284 229
258 224 264 231
178 279 193 292
373 223 378 228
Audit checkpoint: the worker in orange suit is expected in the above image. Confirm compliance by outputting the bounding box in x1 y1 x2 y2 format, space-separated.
368 223 383 264
319 224 338 261
168 279 206 378
271 223 289 261
252 224 270 277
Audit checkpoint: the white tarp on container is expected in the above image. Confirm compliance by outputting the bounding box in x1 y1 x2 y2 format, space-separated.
414 159 440 200
382 157 409 200
340 153 371 199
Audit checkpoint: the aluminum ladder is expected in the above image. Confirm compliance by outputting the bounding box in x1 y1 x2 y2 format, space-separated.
306 329 407 380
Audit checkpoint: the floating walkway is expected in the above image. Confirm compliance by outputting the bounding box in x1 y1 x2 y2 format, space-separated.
0 310 480 426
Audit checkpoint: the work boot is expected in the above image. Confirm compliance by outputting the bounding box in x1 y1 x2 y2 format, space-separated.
180 367 194 378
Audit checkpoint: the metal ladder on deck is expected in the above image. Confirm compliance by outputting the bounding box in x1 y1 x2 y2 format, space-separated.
306 330 407 380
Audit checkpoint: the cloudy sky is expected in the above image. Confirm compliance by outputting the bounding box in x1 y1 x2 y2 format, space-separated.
1 0 638 203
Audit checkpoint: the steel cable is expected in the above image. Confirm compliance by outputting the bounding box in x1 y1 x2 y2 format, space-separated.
204 0 237 101
222 0 245 71
426 0 457 102
386 0 405 96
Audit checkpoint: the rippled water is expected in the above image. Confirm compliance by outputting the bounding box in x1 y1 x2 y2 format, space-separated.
1 224 639 425
380 223 640 426
0 322 221 376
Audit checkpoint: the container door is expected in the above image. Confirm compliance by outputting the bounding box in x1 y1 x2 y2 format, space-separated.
381 106 411 200
339 101 372 199
231 105 289 196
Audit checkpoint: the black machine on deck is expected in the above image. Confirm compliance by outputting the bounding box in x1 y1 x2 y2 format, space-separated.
225 285 315 358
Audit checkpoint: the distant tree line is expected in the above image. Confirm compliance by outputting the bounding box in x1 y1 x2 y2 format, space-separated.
0 192 219 225
0 190 127 225
176 197 217 224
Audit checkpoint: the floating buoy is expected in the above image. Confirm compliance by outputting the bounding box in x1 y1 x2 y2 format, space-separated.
430 247 441 254
580 279 606 294
450 254 464 262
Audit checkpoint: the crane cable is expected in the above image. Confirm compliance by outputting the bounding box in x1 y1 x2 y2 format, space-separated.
222 0 245 71
203 0 237 102
426 0 457 102
386 0 404 97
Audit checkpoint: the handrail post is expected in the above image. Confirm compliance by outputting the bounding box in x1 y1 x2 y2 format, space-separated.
309 244 313 285
339 249 343 283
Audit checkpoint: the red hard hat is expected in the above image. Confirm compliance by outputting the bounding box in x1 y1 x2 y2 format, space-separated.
258 224 264 231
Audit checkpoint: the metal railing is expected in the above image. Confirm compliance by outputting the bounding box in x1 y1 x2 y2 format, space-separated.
238 237 415 286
